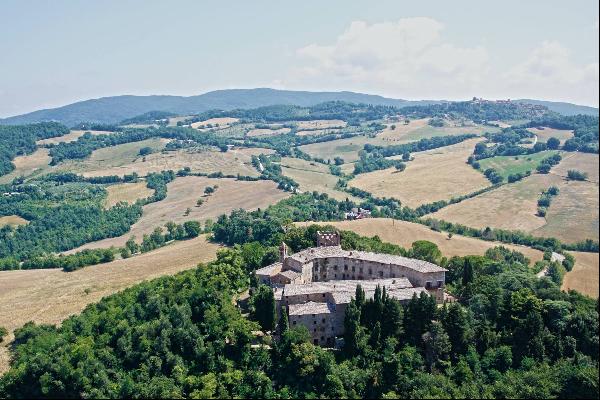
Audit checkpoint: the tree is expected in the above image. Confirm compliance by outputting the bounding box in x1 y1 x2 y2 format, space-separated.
278 306 289 336
333 157 344 166
204 186 215 195
196 199 204 207
441 304 472 359
567 170 588 181
402 152 411 161
422 321 451 371
546 137 560 150
0 326 7 343
138 146 153 156
410 240 442 264
343 300 362 357
183 221 201 238
125 236 139 255
250 285 276 331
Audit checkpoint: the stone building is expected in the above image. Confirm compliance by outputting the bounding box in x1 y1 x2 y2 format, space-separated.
254 231 447 346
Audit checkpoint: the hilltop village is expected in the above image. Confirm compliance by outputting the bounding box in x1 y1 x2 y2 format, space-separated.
255 231 447 346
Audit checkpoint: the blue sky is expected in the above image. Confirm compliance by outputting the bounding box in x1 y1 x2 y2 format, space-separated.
1 0 598 117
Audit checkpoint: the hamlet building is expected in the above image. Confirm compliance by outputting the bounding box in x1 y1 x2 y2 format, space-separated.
254 231 447 346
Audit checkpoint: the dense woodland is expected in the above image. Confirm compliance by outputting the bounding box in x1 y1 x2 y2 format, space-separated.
0 122 69 175
1 215 597 398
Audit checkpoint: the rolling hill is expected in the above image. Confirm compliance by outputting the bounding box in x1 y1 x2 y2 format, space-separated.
1 88 597 127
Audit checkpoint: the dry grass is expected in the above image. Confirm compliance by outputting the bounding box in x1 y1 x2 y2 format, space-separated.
247 127 291 137
349 139 489 208
562 251 599 298
299 122 492 163
295 120 347 129
295 218 544 262
551 152 599 183
0 148 51 184
527 127 574 145
0 215 29 227
68 176 289 251
36 130 111 145
191 117 239 129
76 146 260 178
167 116 193 127
431 173 563 232
531 180 599 243
0 235 221 374
104 182 153 208
279 158 360 202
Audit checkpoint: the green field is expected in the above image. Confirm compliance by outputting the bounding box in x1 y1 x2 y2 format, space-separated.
478 150 560 179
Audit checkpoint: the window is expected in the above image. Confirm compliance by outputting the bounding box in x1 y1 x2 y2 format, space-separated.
313 321 317 325
322 318 326 323
437 280 443 288
314 339 318 345
333 265 338 271
344 265 348 271
425 281 432 289
369 269 372 275
293 321 297 325
379 271 384 277
360 267 363 273
352 266 355 272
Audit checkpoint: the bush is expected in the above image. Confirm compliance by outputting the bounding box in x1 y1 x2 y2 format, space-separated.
0 326 7 343
567 170 588 181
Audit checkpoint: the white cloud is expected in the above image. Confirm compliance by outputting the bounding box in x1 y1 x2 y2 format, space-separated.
283 17 489 100
503 41 599 105
281 18 599 106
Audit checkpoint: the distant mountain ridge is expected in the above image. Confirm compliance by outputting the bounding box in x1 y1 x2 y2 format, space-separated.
1 88 597 126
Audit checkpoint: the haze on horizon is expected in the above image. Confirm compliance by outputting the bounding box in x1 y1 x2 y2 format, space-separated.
1 0 598 118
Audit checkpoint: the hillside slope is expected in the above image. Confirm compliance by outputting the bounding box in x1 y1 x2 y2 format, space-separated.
0 89 439 126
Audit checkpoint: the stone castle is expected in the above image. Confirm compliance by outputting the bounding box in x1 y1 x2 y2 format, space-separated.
254 231 447 347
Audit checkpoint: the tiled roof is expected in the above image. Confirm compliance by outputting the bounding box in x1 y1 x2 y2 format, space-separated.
283 278 412 297
288 301 335 316
255 262 282 276
288 246 446 273
330 286 428 304
278 270 301 280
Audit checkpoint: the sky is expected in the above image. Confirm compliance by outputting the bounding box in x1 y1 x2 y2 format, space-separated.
0 0 598 118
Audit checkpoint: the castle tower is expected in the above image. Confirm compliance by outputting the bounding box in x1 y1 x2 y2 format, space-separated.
316 231 341 247
279 242 288 263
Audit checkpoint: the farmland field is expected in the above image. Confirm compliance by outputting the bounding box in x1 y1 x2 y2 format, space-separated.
0 148 51 184
527 127 574 144
348 139 489 208
191 117 239 129
67 176 289 251
35 130 112 145
0 234 221 374
103 181 153 208
247 127 291 137
562 251 599 298
430 173 562 232
295 119 347 129
296 218 544 263
279 157 360 202
75 146 263 178
299 121 494 163
531 180 599 243
477 151 560 179
0 215 29 227
551 152 599 183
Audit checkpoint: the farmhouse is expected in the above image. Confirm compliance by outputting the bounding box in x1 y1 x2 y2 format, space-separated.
255 231 447 346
